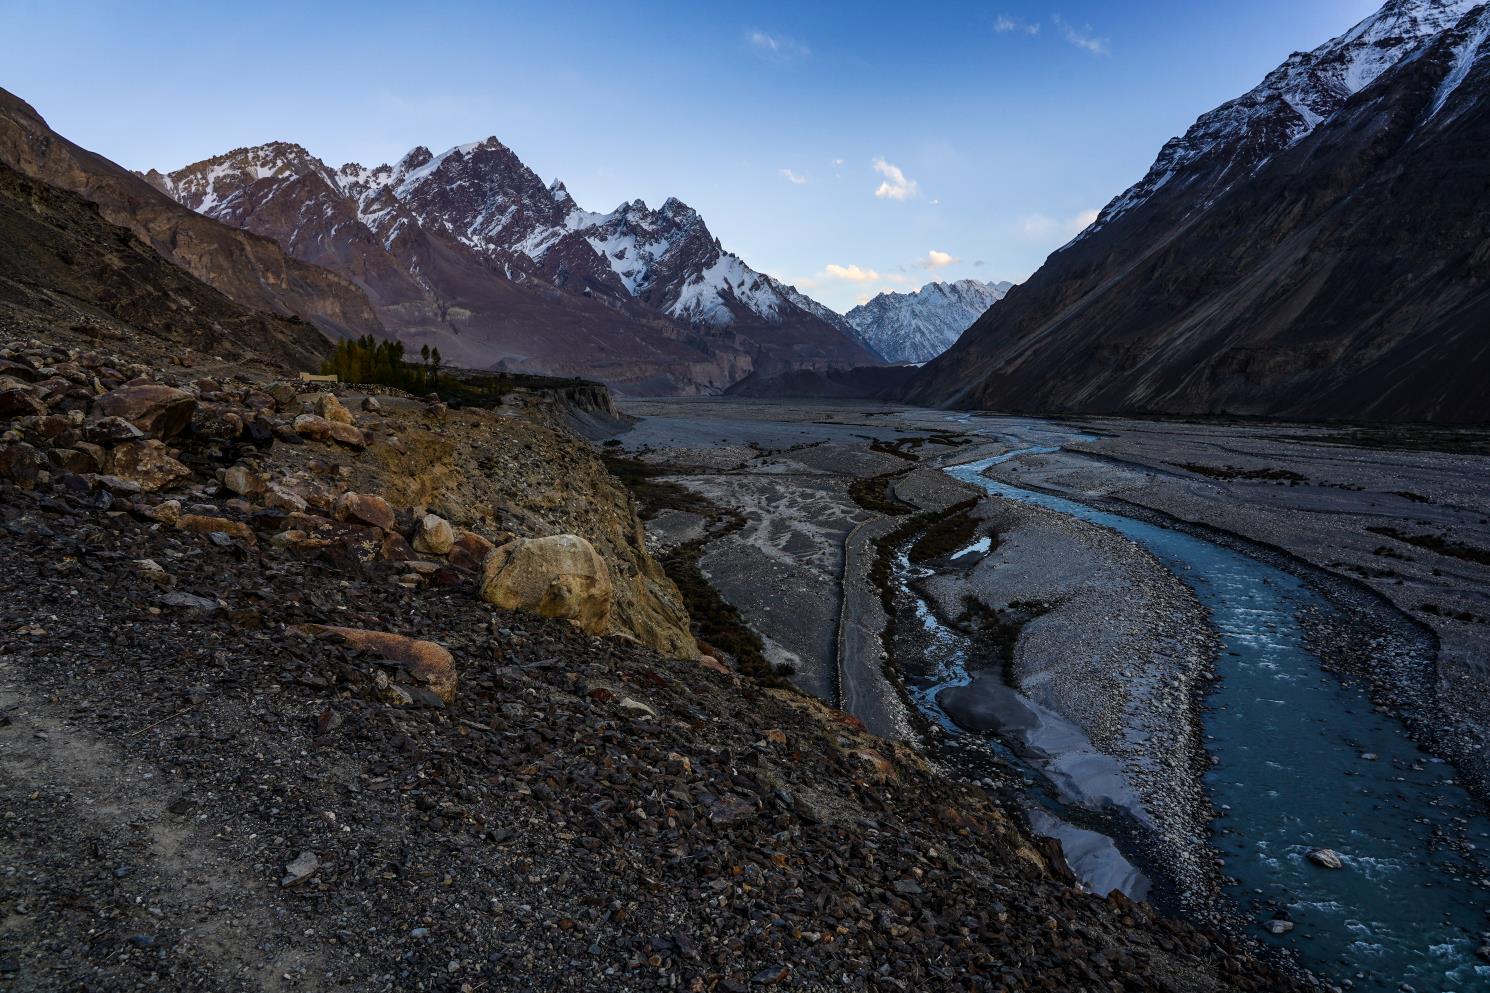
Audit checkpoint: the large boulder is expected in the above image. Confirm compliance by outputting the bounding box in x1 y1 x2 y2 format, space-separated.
92 384 196 438
480 535 614 635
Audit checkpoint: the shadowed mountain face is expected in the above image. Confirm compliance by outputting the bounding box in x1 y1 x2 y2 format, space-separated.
0 89 382 353
0 162 330 371
904 0 1490 423
145 139 877 393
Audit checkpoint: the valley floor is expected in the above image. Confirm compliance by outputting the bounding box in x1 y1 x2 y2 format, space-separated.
613 398 1490 991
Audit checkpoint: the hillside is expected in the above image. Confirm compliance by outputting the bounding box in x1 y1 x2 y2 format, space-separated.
0 89 382 349
904 0 1490 423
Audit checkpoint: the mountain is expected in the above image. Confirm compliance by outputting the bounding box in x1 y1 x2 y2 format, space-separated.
904 0 1490 423
0 89 382 349
845 279 1012 364
146 139 876 393
0 160 329 371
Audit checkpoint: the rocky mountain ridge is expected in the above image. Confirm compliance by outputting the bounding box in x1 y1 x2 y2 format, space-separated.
145 137 876 392
905 0 1490 422
845 279 1012 364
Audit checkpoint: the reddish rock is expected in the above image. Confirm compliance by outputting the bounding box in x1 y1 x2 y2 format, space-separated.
296 625 457 705
448 531 496 570
333 491 395 531
177 514 256 544
92 384 195 438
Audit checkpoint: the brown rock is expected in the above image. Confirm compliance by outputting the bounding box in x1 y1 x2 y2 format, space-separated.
411 513 455 555
296 625 457 704
292 414 366 449
315 393 354 425
221 464 264 497
262 482 309 513
448 531 496 570
92 384 195 438
479 534 614 635
378 532 416 562
333 491 396 531
0 386 47 419
110 440 191 493
177 514 256 544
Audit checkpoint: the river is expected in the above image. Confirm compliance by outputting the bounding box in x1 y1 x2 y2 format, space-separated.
916 426 1490 992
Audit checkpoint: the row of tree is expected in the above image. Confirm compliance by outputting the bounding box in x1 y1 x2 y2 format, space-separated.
320 336 442 390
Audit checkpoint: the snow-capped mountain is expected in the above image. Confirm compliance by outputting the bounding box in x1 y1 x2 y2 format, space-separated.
906 0 1490 423
845 280 1012 364
145 139 876 391
1079 0 1483 241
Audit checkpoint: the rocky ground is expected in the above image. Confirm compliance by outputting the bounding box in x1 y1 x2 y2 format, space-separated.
0 343 1311 992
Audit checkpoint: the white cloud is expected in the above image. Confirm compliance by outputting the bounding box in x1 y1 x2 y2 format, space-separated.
921 250 958 269
779 168 808 185
825 263 880 283
797 263 881 289
1053 15 1109 55
1020 208 1101 242
872 158 920 200
832 158 844 168
995 14 1040 35
747 30 810 61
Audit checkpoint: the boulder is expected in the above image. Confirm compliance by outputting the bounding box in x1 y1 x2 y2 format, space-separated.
479 534 614 635
0 442 46 487
412 514 455 555
265 382 299 411
92 384 195 438
221 464 264 497
109 440 191 492
292 414 366 449
333 491 396 531
84 416 145 445
448 530 496 570
0 386 46 419
315 393 354 425
262 482 309 513
1306 848 1345 870
297 625 457 705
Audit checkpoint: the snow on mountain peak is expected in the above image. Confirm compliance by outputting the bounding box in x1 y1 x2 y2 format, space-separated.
844 279 1012 364
1079 0 1484 240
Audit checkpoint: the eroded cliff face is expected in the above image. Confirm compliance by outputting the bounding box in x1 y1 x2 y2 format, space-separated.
306 393 698 658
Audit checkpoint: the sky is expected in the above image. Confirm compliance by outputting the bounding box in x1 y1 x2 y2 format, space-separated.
3 0 1383 312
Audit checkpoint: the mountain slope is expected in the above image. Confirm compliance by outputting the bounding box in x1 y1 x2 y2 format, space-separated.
0 89 382 349
846 280 1012 364
904 0 1490 423
0 161 329 371
147 140 876 392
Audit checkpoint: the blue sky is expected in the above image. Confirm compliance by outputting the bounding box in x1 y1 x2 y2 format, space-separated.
4 0 1381 312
